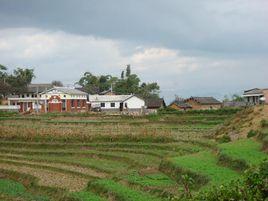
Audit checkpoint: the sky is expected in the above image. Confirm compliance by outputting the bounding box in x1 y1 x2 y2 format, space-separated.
0 0 267 102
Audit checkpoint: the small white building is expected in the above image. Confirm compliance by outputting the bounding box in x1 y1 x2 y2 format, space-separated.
88 94 145 113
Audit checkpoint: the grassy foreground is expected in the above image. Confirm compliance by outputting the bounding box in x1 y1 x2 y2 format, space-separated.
0 108 267 201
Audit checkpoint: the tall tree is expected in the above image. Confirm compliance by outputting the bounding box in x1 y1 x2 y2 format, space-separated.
78 64 160 98
121 71 124 79
126 64 131 77
0 66 35 97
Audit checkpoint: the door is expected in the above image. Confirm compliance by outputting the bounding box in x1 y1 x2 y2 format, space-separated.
120 102 123 111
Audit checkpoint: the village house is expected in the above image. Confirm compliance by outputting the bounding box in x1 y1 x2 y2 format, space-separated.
8 85 88 113
184 96 222 110
242 88 268 105
169 99 192 111
7 84 52 112
88 94 145 113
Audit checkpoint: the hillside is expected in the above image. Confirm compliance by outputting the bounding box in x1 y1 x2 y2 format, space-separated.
0 108 267 201
215 105 268 140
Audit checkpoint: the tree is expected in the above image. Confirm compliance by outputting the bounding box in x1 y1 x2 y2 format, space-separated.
0 66 35 97
78 72 117 94
121 71 124 79
138 82 160 99
51 80 63 87
0 64 9 98
77 64 160 98
232 94 244 102
126 64 131 77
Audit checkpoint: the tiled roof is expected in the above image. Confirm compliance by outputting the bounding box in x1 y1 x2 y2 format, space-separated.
188 97 221 105
54 87 88 95
146 98 166 108
88 95 133 102
243 88 264 96
171 100 192 108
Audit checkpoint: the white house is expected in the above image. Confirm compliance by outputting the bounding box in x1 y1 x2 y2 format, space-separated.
88 94 145 113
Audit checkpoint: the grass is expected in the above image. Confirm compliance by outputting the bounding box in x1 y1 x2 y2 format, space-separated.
123 171 175 187
0 179 49 201
0 109 242 200
69 191 106 201
218 139 268 166
169 151 240 187
88 179 163 201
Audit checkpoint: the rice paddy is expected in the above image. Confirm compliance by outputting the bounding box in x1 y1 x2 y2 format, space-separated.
0 108 267 200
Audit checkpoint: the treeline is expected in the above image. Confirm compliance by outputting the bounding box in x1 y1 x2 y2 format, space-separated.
0 65 35 98
77 65 160 99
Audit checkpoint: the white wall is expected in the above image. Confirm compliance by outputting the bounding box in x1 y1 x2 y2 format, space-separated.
124 96 145 109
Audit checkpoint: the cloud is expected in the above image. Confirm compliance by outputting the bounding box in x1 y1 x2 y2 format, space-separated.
0 0 267 54
0 28 267 103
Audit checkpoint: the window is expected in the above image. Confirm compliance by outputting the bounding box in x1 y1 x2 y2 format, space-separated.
22 95 25 98
27 94 29 97
100 103 105 108
110 103 115 107
125 103 128 108
71 100 75 107
77 100 81 107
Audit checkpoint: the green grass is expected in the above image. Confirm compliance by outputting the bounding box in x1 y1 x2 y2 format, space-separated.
88 179 163 201
0 179 49 201
69 191 106 201
170 151 240 187
218 139 268 166
123 171 175 187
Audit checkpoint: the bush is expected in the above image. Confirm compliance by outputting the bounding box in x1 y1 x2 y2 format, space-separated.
261 119 268 128
247 130 258 138
217 135 231 143
218 154 249 171
189 161 268 201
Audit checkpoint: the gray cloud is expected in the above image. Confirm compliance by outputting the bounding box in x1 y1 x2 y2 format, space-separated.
0 1 267 103
0 0 268 54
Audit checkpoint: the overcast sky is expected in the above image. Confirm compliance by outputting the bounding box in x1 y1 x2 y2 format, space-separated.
0 0 267 102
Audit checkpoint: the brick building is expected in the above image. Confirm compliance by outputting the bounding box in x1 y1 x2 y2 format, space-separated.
184 97 222 110
8 85 88 113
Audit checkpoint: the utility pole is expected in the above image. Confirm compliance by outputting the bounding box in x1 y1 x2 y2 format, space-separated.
44 88 47 113
36 86 39 113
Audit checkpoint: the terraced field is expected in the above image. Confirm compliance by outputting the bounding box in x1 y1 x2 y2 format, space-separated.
0 108 267 201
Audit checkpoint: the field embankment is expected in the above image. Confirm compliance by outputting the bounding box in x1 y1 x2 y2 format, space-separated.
0 108 267 201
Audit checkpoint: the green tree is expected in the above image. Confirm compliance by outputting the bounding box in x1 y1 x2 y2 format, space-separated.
232 94 244 102
78 65 160 98
121 71 124 79
126 64 131 77
6 68 35 94
138 82 160 99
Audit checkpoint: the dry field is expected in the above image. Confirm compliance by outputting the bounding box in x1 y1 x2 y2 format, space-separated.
0 108 266 201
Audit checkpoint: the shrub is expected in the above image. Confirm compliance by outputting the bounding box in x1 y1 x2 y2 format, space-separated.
218 154 248 171
261 119 268 128
217 135 231 143
247 130 258 138
189 161 268 201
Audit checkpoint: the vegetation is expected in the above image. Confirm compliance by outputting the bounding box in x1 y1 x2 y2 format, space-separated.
77 65 160 99
0 65 35 97
191 161 268 201
0 107 267 200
